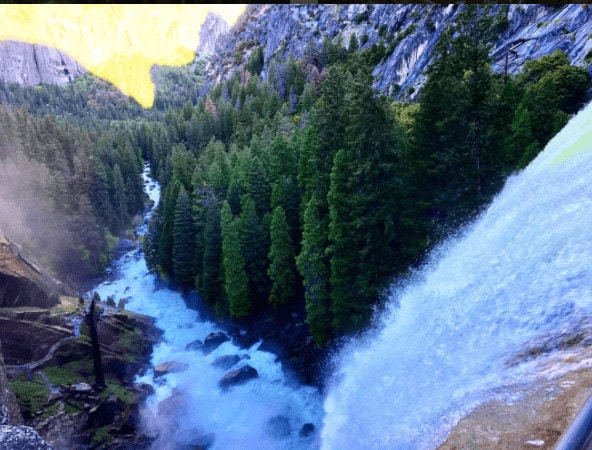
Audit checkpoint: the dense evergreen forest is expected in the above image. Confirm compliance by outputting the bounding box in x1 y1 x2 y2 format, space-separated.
142 13 589 345
0 8 589 345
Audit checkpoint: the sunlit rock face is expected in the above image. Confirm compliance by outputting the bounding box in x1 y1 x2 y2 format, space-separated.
208 4 592 98
198 12 230 56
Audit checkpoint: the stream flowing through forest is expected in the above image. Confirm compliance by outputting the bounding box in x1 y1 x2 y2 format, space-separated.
91 167 323 449
90 101 592 449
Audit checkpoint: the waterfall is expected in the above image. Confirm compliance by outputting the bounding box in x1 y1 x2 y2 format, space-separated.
90 167 323 449
320 102 592 449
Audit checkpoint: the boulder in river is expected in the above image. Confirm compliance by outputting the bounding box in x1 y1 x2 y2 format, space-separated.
299 422 315 437
211 354 240 370
219 365 258 390
154 361 189 379
185 339 203 351
202 332 229 354
265 415 291 439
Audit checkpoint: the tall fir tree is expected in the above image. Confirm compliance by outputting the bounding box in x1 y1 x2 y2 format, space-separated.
221 201 251 318
268 206 296 306
172 187 196 285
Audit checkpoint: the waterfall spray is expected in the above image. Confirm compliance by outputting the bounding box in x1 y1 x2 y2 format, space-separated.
320 102 592 449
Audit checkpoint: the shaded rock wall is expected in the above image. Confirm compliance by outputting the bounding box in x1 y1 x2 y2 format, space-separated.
0 232 61 309
0 342 22 426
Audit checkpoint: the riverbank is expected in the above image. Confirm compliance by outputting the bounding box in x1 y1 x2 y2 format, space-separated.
2 295 162 448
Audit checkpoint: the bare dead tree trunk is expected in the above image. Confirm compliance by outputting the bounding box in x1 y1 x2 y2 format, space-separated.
88 299 105 389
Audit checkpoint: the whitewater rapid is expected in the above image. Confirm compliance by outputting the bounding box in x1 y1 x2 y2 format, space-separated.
91 167 323 449
90 100 592 450
320 103 592 449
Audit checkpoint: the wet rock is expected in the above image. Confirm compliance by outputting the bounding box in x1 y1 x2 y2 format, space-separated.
202 332 230 354
69 382 93 393
86 397 121 428
0 232 60 309
154 361 190 379
265 415 291 439
230 328 259 349
219 365 258 390
182 431 216 449
158 391 185 417
299 422 315 437
0 425 53 449
115 239 136 253
211 355 240 370
185 339 203 351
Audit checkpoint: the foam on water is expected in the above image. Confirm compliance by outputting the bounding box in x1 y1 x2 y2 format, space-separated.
91 165 323 450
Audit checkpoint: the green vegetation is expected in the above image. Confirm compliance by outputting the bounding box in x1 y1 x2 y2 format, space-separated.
0 104 145 284
0 6 588 349
44 363 86 386
142 7 589 346
100 377 134 405
9 373 49 418
91 425 111 447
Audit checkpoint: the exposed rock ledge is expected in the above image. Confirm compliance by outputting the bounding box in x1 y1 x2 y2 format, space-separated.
0 232 70 309
440 368 592 449
441 319 592 449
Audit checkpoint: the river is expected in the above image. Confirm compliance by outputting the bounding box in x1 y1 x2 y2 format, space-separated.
91 101 592 449
91 167 323 449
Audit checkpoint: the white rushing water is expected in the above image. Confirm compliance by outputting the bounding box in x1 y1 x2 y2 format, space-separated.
91 167 323 449
321 103 592 449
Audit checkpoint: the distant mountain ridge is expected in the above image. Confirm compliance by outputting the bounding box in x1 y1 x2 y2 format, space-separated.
1 4 591 99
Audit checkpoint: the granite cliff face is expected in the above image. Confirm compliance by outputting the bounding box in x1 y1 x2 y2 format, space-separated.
1 5 591 97
198 12 230 57
207 4 592 98
0 41 85 87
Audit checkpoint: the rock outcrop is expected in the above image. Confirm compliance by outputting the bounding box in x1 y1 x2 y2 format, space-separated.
211 354 241 370
0 342 21 426
0 41 85 86
207 4 592 98
0 231 62 309
202 331 230 354
0 425 53 449
219 364 258 390
153 361 189 379
198 12 230 56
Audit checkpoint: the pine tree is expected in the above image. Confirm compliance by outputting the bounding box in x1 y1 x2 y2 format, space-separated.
327 67 404 335
240 194 270 307
112 164 127 233
268 206 296 306
297 192 332 346
221 201 251 318
157 180 181 273
172 187 196 285
200 197 225 316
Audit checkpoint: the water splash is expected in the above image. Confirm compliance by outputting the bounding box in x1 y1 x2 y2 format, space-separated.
321 102 592 449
